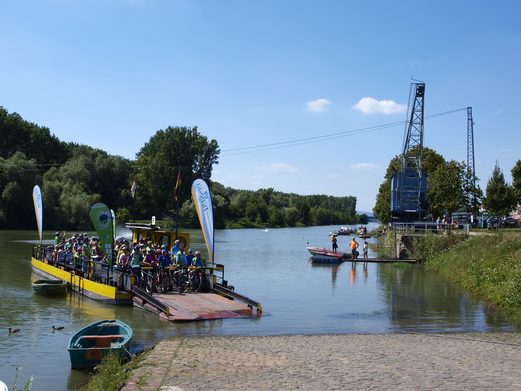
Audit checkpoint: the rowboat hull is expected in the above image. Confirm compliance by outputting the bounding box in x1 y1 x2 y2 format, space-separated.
68 319 133 369
306 247 350 264
32 279 68 295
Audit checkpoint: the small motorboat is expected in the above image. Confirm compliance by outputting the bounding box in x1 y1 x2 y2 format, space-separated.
32 279 68 296
306 247 350 264
356 226 371 238
68 319 133 369
334 226 354 235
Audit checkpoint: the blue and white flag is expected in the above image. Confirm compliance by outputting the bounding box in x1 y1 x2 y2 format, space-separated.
32 185 43 243
191 179 214 263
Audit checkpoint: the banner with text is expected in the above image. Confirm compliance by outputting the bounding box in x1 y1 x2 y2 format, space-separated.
191 179 214 263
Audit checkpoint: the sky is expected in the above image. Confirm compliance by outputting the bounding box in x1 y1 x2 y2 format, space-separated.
1 0 520 212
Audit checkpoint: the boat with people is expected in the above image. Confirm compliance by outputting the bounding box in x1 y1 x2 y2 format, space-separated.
306 246 351 264
334 226 354 235
356 225 371 238
32 279 68 296
30 181 262 321
68 319 133 369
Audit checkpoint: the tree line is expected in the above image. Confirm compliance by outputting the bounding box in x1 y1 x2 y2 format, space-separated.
0 106 360 230
372 146 521 223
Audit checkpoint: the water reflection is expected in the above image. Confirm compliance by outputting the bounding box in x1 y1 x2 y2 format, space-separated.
376 263 512 332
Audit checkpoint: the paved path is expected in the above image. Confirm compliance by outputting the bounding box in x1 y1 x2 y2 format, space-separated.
122 332 521 390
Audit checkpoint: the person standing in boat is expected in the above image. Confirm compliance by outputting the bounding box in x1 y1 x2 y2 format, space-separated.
331 234 338 253
362 241 368 260
350 237 359 260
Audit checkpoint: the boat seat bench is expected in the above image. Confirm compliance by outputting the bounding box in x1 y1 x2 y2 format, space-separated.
78 335 125 348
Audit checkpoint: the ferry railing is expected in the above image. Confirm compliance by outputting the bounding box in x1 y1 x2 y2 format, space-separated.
32 244 125 288
213 283 263 314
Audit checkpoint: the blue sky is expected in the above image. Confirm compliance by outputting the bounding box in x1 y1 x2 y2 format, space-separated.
1 1 520 212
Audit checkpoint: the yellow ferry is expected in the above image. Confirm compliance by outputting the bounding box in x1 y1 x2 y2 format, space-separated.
30 223 191 305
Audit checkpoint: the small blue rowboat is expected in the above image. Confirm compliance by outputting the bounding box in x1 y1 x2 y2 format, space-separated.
68 319 133 369
32 279 68 295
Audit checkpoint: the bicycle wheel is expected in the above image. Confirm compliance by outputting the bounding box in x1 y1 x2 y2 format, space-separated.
160 271 170 293
144 272 154 293
189 271 202 292
172 271 182 293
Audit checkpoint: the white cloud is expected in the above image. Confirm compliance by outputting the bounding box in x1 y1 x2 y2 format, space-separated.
352 97 406 115
259 163 299 173
306 98 332 113
351 163 378 170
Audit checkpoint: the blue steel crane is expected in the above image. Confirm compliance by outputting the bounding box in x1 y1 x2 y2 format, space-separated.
390 82 428 222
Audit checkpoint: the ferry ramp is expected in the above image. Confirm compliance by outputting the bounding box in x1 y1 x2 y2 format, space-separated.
131 285 260 321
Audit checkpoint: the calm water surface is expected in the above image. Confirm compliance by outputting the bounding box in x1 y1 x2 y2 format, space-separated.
0 225 516 390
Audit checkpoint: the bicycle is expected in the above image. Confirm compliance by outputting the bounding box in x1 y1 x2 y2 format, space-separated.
187 266 203 292
158 266 173 293
171 265 188 293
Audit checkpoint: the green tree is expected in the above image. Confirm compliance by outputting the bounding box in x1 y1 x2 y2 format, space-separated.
373 180 392 224
0 152 40 228
179 200 198 227
212 194 228 229
268 205 284 227
0 107 69 164
512 160 521 205
135 127 220 218
284 207 299 226
116 207 131 223
462 164 483 217
483 162 515 217
427 160 465 218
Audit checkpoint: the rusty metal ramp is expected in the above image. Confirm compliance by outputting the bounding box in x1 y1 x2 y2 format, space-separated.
132 287 253 321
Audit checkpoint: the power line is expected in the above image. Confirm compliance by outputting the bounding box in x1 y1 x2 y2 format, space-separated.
221 107 468 156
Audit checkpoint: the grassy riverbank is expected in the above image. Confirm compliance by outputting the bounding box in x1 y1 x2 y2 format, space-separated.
81 353 132 391
424 230 521 323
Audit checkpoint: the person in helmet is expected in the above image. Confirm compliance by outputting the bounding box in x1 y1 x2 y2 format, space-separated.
192 250 205 268
186 248 194 265
158 248 171 268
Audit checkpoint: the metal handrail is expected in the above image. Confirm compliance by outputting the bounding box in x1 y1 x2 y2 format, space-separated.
213 283 262 314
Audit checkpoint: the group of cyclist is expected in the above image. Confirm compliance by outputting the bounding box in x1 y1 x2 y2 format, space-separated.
119 238 207 293
49 232 208 293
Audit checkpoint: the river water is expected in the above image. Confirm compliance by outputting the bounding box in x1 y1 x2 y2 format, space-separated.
0 225 516 390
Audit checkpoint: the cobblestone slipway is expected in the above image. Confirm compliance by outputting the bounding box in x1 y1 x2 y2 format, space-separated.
122 332 521 391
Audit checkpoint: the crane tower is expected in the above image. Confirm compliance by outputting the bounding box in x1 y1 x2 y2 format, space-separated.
466 106 477 216
390 82 428 221
466 107 475 188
